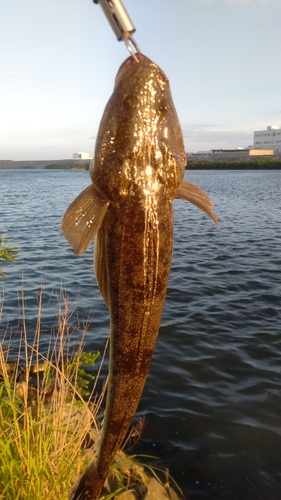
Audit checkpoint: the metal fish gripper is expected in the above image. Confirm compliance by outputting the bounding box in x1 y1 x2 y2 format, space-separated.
93 0 140 61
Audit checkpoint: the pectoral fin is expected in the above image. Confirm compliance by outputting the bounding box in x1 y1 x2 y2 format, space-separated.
176 180 218 226
62 184 109 255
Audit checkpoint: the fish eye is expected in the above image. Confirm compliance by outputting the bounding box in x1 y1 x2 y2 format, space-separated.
122 93 138 110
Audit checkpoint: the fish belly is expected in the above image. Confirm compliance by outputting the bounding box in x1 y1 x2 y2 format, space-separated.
70 194 173 500
96 194 173 480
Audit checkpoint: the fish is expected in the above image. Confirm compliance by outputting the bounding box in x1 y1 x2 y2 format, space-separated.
62 53 218 500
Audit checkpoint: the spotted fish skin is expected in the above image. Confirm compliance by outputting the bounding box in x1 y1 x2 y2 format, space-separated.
63 54 217 500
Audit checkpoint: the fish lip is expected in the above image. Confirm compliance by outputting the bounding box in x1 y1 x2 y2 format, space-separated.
114 53 168 88
115 53 146 84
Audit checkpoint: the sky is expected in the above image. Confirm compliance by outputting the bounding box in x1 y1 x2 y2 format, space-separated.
1 0 281 160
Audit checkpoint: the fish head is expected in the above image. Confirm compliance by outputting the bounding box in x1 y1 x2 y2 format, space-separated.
90 54 186 205
115 54 176 146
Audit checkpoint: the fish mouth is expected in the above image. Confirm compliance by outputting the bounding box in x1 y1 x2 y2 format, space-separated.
115 53 146 83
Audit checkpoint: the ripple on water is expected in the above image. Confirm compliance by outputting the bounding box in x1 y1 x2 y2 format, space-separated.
1 169 281 499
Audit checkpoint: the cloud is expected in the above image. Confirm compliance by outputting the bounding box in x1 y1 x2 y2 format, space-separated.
182 124 253 151
6 71 35 79
265 110 281 117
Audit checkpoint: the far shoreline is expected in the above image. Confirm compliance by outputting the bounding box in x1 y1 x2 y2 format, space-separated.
1 153 281 170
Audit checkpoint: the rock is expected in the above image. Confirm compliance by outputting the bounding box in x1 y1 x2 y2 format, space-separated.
115 491 137 500
166 486 181 500
105 450 148 498
144 478 179 500
114 451 148 484
103 451 181 500
144 478 168 499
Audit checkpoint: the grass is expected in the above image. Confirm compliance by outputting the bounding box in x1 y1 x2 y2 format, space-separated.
0 235 19 278
187 158 281 169
0 286 106 500
0 285 182 500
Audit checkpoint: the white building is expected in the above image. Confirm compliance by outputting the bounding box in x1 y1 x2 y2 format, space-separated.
253 125 281 152
73 152 91 160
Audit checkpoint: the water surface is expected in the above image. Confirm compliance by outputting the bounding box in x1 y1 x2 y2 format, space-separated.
1 169 281 499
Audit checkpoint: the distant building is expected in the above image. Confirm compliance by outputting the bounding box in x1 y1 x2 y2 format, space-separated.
211 148 249 154
190 150 212 155
249 149 275 156
73 152 91 160
211 147 275 157
254 125 281 152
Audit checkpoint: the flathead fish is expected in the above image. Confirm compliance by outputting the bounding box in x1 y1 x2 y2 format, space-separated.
62 53 217 500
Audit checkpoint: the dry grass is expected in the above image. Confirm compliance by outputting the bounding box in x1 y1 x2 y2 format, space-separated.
0 285 106 500
0 285 181 500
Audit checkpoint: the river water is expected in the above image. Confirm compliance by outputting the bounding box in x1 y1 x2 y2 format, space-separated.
0 169 281 500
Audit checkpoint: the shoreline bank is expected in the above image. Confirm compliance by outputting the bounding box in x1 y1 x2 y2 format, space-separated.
1 153 281 170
